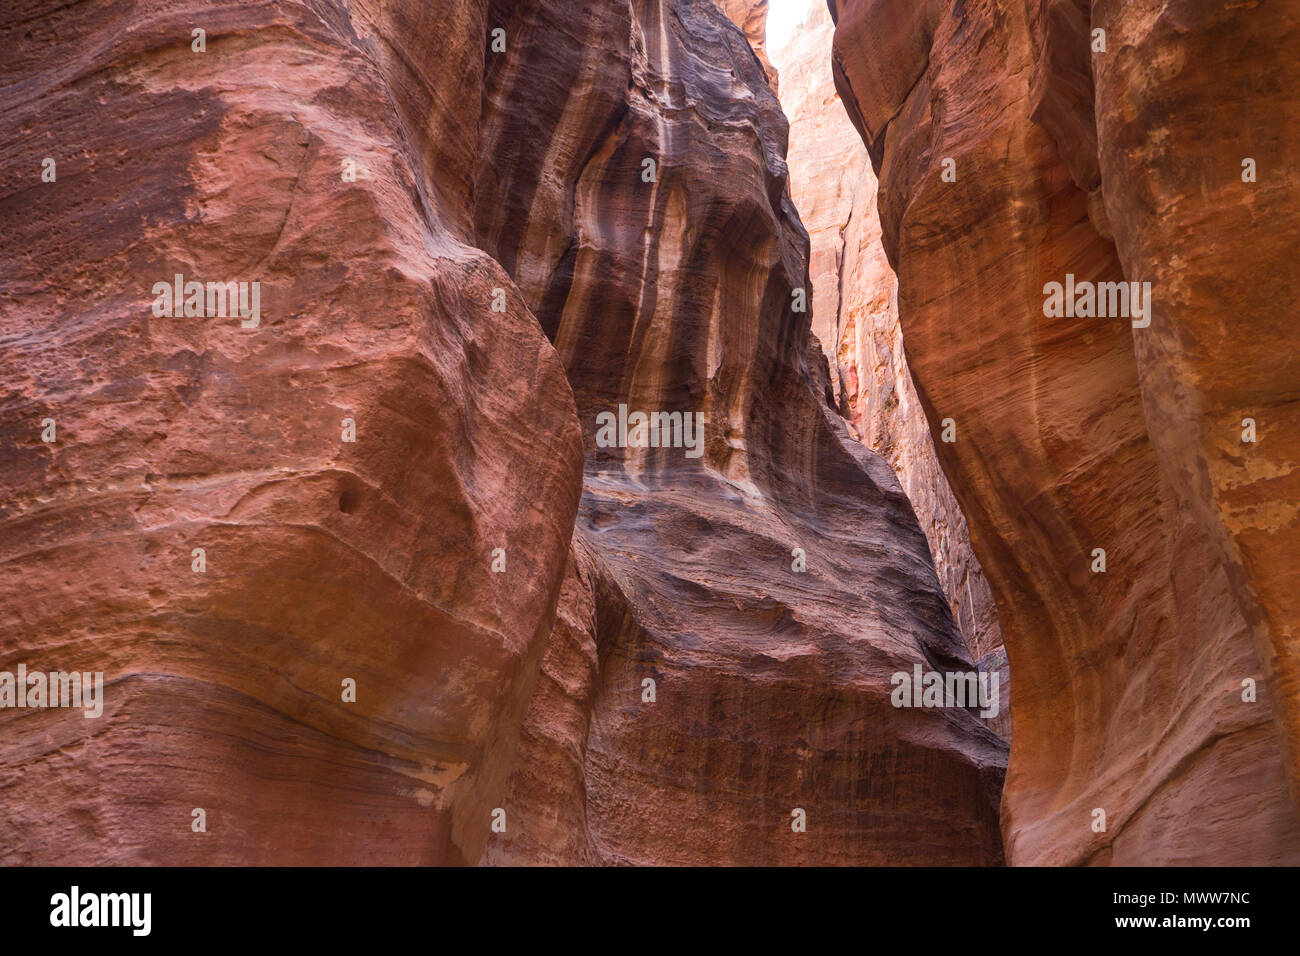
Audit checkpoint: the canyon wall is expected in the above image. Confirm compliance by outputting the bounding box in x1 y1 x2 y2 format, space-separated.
718 0 780 90
0 0 586 866
778 1 1003 664
475 0 1005 866
0 0 1005 865
830 0 1300 864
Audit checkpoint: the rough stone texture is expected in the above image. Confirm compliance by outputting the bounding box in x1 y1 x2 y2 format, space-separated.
1091 0 1300 799
0 0 1006 865
831 0 1300 864
476 0 1005 866
717 0 779 91
0 0 587 866
479 541 600 866
778 2 1002 662
976 647 1012 743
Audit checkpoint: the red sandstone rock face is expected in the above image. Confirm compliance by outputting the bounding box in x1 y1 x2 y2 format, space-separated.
476 0 1005 865
778 3 1003 662
0 0 1005 865
0 0 585 865
831 0 1300 864
1090 0 1300 795
777 2 870 382
717 0 780 91
478 541 601 866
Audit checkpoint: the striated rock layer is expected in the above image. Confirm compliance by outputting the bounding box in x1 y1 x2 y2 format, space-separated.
0 0 1005 864
478 0 1005 865
0 0 585 865
831 0 1300 864
718 0 780 91
778 1 1002 662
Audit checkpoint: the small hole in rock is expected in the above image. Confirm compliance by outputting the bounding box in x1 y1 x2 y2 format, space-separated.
338 490 360 514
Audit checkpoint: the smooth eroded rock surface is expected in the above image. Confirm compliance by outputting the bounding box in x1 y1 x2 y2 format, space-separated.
0 0 1007 865
778 2 1003 662
0 0 585 865
831 0 1300 864
476 0 1005 865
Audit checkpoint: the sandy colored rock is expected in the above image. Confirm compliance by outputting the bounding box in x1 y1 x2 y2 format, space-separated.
0 0 584 865
1090 0 1300 797
477 0 1005 864
0 0 1007 866
778 3 1002 662
716 0 779 91
831 0 1300 864
479 541 601 866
